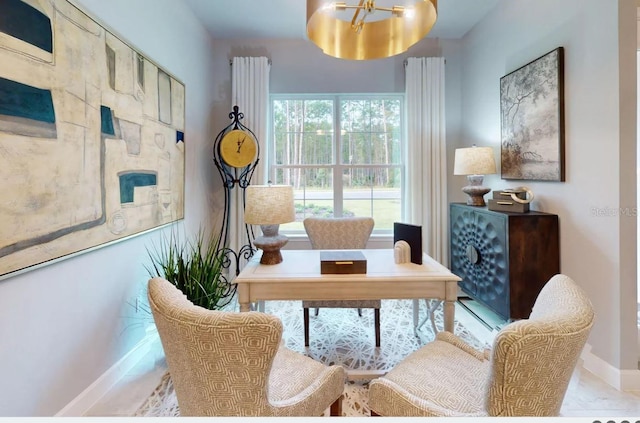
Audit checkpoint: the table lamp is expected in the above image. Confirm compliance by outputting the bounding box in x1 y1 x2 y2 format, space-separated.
244 184 295 265
453 145 497 207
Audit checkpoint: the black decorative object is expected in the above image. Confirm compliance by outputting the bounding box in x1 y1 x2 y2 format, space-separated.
393 222 422 265
212 105 260 278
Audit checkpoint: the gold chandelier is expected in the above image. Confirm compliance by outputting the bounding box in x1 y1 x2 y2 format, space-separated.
306 0 438 60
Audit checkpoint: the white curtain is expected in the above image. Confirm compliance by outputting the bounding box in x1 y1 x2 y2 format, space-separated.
405 57 448 264
230 57 270 276
405 57 448 332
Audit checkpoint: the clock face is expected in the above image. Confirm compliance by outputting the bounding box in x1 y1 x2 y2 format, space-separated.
219 129 257 168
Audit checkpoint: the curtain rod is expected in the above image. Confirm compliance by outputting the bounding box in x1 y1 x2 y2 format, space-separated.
229 59 272 65
403 57 446 67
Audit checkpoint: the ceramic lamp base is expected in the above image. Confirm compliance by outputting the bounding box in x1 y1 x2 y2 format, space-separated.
462 175 490 207
254 224 288 265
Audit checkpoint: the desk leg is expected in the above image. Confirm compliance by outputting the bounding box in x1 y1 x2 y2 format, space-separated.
443 281 457 333
238 284 250 312
443 300 454 332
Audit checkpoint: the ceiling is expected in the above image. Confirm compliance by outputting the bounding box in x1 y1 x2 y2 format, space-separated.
183 0 501 40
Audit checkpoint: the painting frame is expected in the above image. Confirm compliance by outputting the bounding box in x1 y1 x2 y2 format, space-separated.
0 0 185 279
500 47 565 181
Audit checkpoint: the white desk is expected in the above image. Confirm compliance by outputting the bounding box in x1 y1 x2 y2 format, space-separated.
235 249 461 332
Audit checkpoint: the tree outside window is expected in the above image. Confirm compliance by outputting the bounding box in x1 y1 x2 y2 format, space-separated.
270 95 403 234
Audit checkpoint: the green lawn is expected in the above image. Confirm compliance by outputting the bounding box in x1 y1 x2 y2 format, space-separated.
281 197 401 232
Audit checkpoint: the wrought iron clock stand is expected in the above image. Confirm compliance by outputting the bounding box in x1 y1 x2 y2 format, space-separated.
212 105 260 280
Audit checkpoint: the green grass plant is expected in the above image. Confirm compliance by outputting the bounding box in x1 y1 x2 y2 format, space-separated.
145 228 234 310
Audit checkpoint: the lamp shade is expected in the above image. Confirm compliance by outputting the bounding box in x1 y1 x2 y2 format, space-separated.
453 146 497 176
244 185 295 225
306 0 438 60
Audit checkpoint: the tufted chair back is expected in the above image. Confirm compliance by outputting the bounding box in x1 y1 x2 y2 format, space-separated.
486 274 595 416
148 277 345 416
303 216 374 249
368 274 594 417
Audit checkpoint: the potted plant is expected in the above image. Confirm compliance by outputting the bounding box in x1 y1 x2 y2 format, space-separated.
145 227 236 310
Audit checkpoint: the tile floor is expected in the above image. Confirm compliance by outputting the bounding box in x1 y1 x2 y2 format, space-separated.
84 302 640 418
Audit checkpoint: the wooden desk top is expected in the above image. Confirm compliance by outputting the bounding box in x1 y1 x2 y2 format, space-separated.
235 249 460 283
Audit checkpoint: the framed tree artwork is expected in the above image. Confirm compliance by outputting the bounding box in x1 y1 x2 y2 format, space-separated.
500 47 565 181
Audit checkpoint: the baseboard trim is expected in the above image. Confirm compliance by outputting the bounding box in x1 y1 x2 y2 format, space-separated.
55 329 159 417
581 342 640 391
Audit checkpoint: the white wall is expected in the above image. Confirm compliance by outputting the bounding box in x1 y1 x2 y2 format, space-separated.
0 0 217 415
205 36 466 225
459 0 637 371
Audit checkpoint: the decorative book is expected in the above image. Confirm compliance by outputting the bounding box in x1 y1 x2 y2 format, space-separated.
487 189 531 213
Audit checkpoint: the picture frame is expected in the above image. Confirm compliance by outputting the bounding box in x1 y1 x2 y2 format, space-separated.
500 47 565 181
0 0 185 278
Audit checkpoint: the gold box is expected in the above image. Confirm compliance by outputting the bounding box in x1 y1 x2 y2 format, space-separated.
320 250 367 274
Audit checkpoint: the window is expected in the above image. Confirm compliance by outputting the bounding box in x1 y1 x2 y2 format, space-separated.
270 94 404 234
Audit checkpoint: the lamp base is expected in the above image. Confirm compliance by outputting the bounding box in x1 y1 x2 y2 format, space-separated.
254 224 289 265
462 175 490 207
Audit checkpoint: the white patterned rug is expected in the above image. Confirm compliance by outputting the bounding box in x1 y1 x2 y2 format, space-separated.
135 299 488 417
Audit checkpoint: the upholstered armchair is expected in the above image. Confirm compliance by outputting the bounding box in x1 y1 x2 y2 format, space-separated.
302 216 379 347
148 277 345 417
369 274 594 417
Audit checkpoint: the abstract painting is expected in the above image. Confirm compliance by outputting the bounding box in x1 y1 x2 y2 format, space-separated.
0 0 185 278
500 47 564 181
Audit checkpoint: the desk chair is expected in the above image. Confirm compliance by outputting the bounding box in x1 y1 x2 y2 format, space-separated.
148 277 345 416
302 216 379 347
369 274 594 416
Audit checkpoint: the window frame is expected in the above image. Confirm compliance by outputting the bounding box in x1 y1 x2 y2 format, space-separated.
268 93 405 235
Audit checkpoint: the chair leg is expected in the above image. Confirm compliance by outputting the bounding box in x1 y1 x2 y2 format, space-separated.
314 308 319 316
329 396 342 416
304 308 310 347
357 308 362 317
374 308 381 347
428 299 443 335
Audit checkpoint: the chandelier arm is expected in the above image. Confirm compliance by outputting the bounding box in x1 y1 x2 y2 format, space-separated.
350 0 367 31
339 5 404 13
